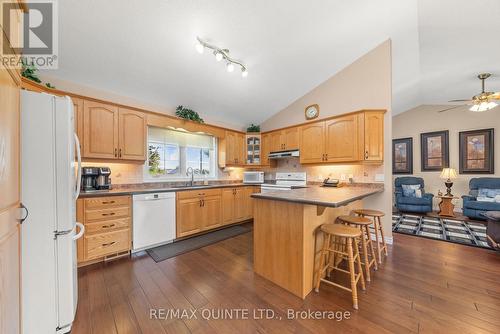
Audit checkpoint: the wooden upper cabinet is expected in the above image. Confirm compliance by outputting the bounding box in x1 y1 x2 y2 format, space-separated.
363 111 384 161
83 101 118 159
237 133 246 165
269 131 283 152
224 131 245 165
118 108 147 160
261 133 270 166
72 98 84 149
324 114 361 162
299 122 325 163
283 127 299 150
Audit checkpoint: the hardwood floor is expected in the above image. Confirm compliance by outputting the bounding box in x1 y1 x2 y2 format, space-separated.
73 224 500 334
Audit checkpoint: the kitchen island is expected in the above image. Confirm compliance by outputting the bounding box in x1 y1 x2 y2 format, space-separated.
251 185 383 299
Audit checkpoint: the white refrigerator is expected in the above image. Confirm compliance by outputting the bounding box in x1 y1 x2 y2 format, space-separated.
21 90 84 334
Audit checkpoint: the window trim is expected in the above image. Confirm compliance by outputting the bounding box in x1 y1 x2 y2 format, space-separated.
144 133 218 182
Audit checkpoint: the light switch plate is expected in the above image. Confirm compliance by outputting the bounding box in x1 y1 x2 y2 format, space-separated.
375 174 385 182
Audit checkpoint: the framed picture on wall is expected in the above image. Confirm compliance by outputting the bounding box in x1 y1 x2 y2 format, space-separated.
420 130 449 171
459 128 494 174
392 137 413 174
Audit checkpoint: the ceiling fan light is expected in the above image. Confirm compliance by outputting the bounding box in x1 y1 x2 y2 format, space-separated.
469 101 497 112
195 41 204 54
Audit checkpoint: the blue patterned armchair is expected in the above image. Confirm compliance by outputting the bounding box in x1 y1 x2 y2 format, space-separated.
462 178 500 220
394 177 434 213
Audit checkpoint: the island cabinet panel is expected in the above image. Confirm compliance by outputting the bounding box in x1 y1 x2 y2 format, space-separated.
253 198 362 299
324 114 362 162
176 188 222 238
76 195 132 265
83 101 119 159
299 122 325 163
118 108 147 160
363 111 384 161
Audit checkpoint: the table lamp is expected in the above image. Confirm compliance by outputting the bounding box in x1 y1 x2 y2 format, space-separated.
440 168 457 196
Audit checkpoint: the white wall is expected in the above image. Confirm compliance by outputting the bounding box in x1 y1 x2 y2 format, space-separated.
260 40 393 237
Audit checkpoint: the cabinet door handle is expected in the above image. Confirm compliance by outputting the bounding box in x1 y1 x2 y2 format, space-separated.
202 199 205 207
101 200 115 205
102 241 116 247
365 151 369 159
119 148 122 158
114 148 118 157
102 223 116 229
101 212 116 216
325 154 328 161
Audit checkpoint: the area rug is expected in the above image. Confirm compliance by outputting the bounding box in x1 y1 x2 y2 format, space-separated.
146 225 252 262
392 214 492 249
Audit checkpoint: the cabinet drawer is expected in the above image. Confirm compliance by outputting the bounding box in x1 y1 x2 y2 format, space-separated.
84 195 130 209
85 206 130 221
177 188 221 200
85 229 130 260
85 217 130 235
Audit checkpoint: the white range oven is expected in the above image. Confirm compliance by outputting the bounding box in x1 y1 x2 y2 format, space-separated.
260 172 307 193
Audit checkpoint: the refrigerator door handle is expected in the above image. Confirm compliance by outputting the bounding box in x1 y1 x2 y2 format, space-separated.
18 203 29 224
74 133 82 200
72 222 85 240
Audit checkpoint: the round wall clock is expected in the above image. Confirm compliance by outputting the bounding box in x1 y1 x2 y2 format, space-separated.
305 104 319 120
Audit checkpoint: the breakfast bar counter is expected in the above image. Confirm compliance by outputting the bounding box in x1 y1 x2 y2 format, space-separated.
251 185 383 299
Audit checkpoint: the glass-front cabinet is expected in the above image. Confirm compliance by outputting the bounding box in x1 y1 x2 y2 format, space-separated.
246 133 261 165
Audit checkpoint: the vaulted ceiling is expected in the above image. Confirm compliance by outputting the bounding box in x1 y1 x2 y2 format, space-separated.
39 0 499 129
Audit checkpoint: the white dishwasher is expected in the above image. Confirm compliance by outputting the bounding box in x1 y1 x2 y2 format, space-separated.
132 192 176 252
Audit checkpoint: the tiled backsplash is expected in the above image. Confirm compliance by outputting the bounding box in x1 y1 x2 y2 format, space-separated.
81 162 244 185
83 158 383 185
263 158 384 183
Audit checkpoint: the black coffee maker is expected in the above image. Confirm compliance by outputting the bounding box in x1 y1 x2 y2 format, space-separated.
81 167 112 191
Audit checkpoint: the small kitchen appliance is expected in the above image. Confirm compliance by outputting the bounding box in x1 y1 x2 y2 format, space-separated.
81 166 112 191
243 171 265 184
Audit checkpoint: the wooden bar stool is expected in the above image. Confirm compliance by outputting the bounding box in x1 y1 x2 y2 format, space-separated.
337 215 378 282
314 224 365 309
353 209 388 264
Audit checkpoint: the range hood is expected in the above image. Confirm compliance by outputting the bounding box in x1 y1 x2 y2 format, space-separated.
268 149 300 159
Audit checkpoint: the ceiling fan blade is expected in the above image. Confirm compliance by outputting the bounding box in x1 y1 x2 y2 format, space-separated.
448 99 473 103
437 105 464 113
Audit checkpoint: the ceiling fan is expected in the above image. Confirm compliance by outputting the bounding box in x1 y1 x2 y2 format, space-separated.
438 73 500 113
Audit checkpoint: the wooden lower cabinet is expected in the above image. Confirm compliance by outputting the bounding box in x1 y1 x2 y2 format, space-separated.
222 186 255 226
177 186 256 238
76 195 132 264
176 189 222 238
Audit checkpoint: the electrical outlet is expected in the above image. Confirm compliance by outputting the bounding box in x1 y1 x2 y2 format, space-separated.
375 174 384 182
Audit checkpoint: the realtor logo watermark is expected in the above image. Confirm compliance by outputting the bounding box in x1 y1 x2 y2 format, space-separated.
1 0 58 69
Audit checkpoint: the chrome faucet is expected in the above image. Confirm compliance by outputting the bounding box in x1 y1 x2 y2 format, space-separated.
186 167 195 186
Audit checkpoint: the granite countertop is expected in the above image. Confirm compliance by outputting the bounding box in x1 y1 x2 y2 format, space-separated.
251 185 383 208
78 182 255 198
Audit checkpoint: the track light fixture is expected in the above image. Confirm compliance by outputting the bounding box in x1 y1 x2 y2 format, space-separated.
195 36 248 78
